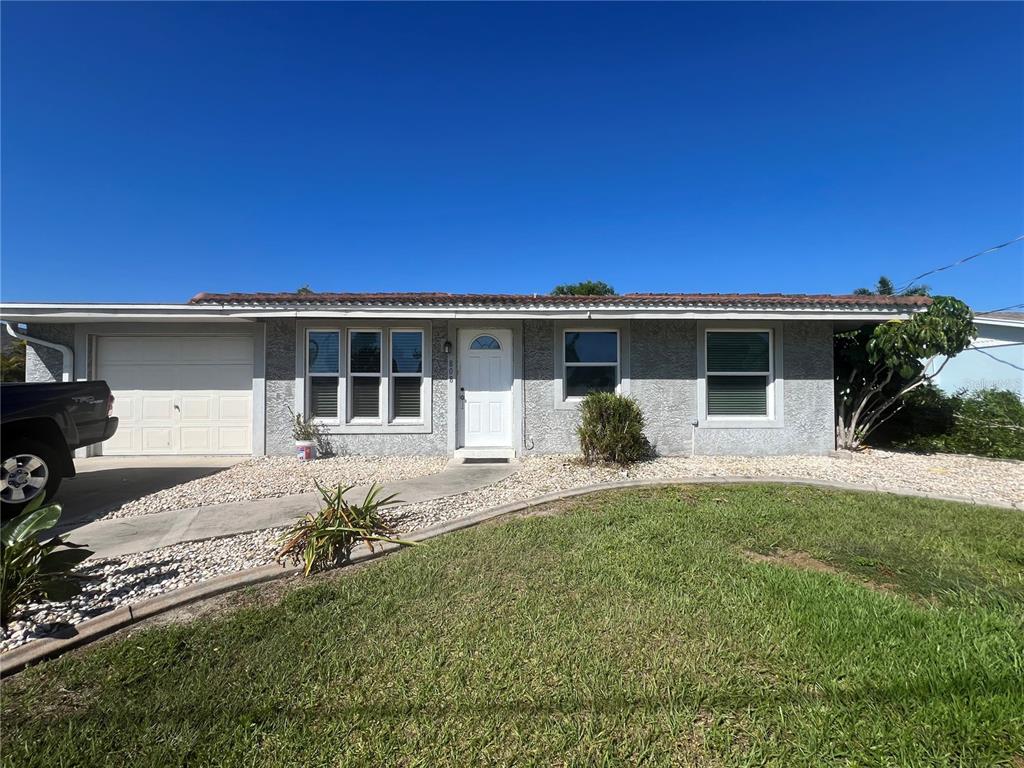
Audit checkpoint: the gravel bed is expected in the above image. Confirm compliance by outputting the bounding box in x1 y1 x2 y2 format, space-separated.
389 450 1024 530
1 530 284 653
105 455 449 519
4 450 1019 654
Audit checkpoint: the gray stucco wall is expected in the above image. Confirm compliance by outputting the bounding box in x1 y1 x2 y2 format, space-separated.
693 320 835 455
523 319 835 456
263 319 449 457
265 318 297 456
23 323 75 382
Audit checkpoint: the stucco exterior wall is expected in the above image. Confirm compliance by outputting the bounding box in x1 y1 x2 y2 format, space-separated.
263 319 449 456
23 323 74 383
264 318 297 456
694 320 835 455
523 319 835 457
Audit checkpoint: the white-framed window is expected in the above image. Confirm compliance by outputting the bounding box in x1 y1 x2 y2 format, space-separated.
705 329 773 419
563 329 619 400
348 329 382 423
390 329 424 422
306 329 341 421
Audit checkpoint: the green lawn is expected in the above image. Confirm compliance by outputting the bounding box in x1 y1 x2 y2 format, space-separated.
3 485 1023 767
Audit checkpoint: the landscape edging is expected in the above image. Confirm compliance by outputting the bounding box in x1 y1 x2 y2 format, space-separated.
1 475 1017 677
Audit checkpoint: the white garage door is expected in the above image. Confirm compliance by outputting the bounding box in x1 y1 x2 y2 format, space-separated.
98 336 253 455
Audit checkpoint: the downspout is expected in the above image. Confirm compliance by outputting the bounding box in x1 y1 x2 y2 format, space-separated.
4 322 74 382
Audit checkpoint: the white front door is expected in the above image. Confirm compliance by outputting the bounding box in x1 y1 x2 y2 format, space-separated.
458 329 513 448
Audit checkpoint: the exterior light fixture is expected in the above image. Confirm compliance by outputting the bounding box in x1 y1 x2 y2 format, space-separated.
443 340 452 355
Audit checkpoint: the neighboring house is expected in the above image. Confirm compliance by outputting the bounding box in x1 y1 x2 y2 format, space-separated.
927 311 1024 398
0 292 929 459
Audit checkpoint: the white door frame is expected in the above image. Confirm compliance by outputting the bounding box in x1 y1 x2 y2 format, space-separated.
447 321 523 455
456 328 513 448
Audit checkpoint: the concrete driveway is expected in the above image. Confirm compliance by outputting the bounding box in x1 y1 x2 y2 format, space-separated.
55 456 245 529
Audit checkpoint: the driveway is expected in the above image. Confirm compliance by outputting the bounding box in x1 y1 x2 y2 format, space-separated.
55 456 245 530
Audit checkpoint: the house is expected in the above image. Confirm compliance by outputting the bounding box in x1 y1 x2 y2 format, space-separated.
927 311 1024 398
0 292 930 459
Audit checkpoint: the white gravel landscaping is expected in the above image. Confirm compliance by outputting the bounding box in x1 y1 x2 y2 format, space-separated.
104 455 449 519
3 449 1020 654
388 450 1024 530
1 530 284 653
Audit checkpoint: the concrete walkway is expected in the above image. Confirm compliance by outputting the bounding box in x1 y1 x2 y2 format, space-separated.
68 461 518 560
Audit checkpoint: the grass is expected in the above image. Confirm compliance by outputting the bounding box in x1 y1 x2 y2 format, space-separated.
2 485 1023 767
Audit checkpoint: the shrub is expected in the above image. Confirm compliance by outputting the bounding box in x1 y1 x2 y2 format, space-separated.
879 387 1024 461
288 407 333 457
1 495 94 627
276 481 412 576
576 392 652 465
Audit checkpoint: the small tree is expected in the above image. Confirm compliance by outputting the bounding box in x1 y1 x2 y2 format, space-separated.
853 275 929 297
835 296 975 450
551 281 616 296
296 284 314 295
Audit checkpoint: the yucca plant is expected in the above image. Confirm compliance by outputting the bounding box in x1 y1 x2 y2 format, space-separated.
1 494 94 627
276 481 413 576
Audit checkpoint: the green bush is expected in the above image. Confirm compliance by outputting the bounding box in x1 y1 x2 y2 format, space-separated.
1 495 94 627
576 392 652 465
275 481 412 576
880 387 1024 461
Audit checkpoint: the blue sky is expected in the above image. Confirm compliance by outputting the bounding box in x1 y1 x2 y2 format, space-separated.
2 2 1022 309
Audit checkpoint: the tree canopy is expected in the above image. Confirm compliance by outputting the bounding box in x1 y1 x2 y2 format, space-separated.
853 275 929 297
835 295 975 449
551 281 616 296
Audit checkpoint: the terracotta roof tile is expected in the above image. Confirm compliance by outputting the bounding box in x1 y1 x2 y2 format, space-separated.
188 291 931 308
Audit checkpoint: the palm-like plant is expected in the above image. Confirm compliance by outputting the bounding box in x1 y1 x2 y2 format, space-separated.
1 494 94 627
276 481 413 576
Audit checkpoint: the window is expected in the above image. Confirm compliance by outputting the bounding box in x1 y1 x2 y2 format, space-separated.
705 330 772 418
470 335 501 350
391 330 423 421
348 330 382 421
564 330 619 398
307 330 340 419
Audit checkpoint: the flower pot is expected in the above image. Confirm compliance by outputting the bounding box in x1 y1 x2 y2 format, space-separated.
295 440 317 462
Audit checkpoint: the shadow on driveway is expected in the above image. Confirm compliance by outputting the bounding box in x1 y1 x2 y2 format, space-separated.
53 458 245 532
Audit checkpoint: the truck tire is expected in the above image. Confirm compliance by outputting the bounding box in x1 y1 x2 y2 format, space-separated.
1 438 64 518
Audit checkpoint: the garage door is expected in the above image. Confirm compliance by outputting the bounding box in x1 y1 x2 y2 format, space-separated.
98 336 253 455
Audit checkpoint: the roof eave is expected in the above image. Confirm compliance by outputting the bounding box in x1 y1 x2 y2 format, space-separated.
0 302 923 323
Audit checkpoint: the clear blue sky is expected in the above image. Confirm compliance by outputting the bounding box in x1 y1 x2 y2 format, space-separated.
2 2 1022 309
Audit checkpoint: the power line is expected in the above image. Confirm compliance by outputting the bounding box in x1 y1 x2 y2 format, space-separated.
975 302 1024 316
894 234 1024 294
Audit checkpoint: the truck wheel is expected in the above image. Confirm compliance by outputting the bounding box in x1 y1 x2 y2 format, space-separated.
1 439 63 517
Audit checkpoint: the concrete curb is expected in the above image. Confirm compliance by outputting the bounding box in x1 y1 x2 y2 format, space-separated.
1 475 1018 677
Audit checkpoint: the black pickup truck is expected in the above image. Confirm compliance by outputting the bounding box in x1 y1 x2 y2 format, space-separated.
1 382 119 515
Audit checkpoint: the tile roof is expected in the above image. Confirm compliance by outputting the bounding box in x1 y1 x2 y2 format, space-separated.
188 291 932 309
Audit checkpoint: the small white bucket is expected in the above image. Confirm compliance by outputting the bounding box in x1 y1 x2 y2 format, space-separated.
295 440 316 461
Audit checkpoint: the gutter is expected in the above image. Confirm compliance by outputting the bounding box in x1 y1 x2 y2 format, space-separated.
4 322 74 382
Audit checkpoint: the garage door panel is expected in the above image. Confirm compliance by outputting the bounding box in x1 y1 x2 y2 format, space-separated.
141 396 175 421
142 428 174 452
219 395 251 421
98 336 253 456
103 337 182 364
180 427 213 453
182 337 252 364
177 360 246 388
180 395 212 421
217 426 250 452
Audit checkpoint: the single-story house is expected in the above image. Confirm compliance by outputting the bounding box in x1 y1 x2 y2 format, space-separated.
0 291 930 459
926 311 1024 398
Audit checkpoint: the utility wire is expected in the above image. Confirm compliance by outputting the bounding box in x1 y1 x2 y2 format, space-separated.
975 302 1024 316
895 234 1024 294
